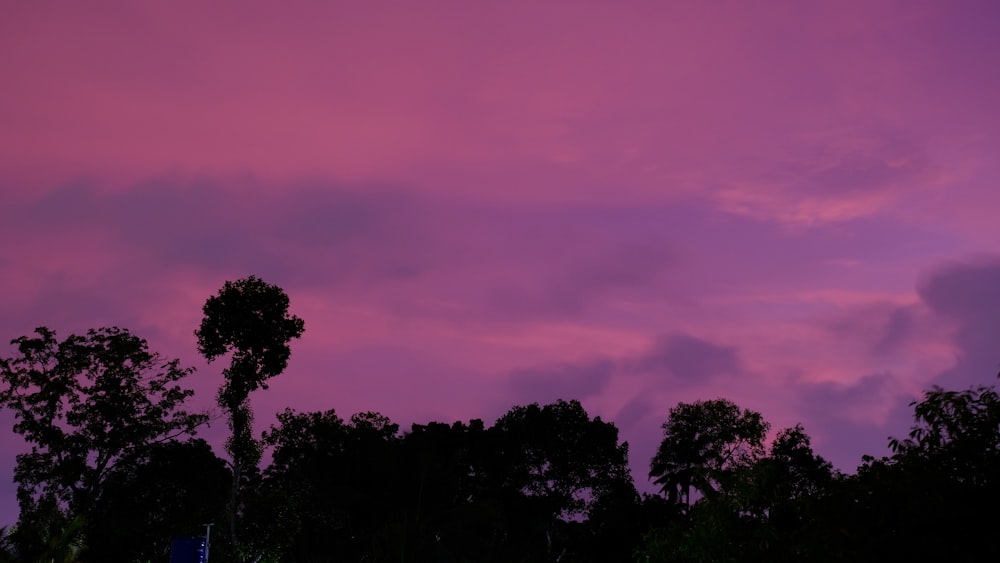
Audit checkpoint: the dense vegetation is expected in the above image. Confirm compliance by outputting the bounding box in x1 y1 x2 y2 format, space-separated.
1 278 999 562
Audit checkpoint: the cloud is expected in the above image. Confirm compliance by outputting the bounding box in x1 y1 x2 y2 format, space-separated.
824 302 921 359
504 331 744 407
629 332 741 381
507 358 615 405
918 256 1000 389
614 395 656 432
871 307 916 356
781 256 1000 471
715 131 936 226
799 372 902 426
482 241 673 320
794 372 913 471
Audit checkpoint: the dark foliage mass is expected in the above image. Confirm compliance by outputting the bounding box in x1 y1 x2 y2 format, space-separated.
0 327 209 561
637 384 1000 563
248 399 637 562
2 280 1000 562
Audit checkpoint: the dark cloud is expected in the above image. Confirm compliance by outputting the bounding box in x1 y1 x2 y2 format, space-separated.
918 257 1000 322
613 394 656 432
791 256 1000 472
825 302 918 358
918 256 1000 389
507 359 615 404
795 372 913 471
799 372 899 415
872 306 915 356
1 177 434 284
4 179 692 330
484 242 673 320
630 332 741 381
505 332 744 412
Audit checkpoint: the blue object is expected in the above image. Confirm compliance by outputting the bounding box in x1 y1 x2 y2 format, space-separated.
169 535 207 563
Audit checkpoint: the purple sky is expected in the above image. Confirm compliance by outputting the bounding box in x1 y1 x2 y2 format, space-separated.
3 1 1000 526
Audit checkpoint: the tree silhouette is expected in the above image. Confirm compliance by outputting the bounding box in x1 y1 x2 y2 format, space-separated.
398 419 498 561
649 398 768 508
838 380 1000 562
195 276 304 555
255 408 401 561
86 439 230 562
254 401 637 562
490 399 636 560
0 326 206 558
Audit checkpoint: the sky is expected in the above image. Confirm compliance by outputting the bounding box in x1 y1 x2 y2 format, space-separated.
2 0 1000 526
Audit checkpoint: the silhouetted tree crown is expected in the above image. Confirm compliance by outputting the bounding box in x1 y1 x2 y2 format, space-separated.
196 275 305 401
650 398 769 508
0 326 206 560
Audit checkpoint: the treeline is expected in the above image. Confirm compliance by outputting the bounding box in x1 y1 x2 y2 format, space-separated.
1 277 999 562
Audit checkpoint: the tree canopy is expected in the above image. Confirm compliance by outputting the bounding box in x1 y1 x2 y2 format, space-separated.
649 398 769 508
196 275 306 402
0 326 206 559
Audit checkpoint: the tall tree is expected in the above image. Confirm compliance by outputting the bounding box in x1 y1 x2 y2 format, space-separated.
196 275 305 556
0 326 206 557
649 398 769 508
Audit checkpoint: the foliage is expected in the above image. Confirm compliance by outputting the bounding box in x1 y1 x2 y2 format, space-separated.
833 381 1000 562
5 496 84 563
489 400 638 561
492 399 634 521
640 412 835 562
252 400 637 562
196 275 306 403
649 399 769 508
253 408 402 562
890 383 1000 463
0 326 206 557
738 425 836 517
85 439 230 562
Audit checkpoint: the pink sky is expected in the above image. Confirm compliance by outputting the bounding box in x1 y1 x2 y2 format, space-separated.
3 1 1000 526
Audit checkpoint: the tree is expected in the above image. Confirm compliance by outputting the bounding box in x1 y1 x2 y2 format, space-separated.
254 409 401 561
489 400 636 560
889 382 1000 466
777 379 1000 563
649 399 769 508
195 275 305 554
640 420 831 563
257 402 637 563
842 380 1000 562
765 425 835 501
85 439 230 562
397 419 500 561
728 424 836 562
0 326 206 557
